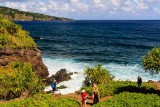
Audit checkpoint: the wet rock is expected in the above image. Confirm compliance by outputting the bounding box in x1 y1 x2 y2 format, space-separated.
69 72 73 75
74 72 78 74
46 69 72 85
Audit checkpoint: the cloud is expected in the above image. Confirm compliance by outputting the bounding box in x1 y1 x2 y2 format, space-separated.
0 0 160 19
135 0 149 10
70 0 79 3
0 0 30 2
93 0 102 4
111 0 121 6
154 8 160 14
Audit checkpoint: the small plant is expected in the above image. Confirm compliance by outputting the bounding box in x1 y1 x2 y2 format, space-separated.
84 64 113 85
57 85 67 89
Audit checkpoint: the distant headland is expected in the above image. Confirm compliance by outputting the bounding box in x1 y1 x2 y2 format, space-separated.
0 6 72 21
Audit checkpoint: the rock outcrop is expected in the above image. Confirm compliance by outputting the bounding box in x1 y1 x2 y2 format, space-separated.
46 69 72 85
0 48 48 78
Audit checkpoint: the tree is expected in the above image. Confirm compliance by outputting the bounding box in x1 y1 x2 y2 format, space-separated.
142 47 160 74
84 64 113 85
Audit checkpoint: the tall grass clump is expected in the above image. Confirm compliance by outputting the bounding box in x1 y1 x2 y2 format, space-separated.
0 61 44 99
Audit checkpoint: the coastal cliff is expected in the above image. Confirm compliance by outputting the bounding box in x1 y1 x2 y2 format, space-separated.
0 17 48 78
0 48 48 77
0 6 72 21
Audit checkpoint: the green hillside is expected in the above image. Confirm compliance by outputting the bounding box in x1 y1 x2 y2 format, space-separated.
0 6 72 21
0 17 36 49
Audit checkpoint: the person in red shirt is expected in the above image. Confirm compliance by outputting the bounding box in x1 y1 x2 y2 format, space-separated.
81 90 87 107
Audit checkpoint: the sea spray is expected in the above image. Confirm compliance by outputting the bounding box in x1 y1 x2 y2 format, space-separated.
43 57 160 94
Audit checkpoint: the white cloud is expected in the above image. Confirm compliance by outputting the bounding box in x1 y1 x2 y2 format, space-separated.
153 8 160 14
111 0 121 6
135 0 149 10
0 0 160 19
93 0 102 4
0 0 28 2
121 0 135 13
70 0 79 3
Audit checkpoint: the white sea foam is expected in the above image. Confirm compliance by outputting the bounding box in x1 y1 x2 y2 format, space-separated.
43 57 160 94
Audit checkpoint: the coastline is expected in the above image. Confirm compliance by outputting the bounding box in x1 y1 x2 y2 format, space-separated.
43 57 160 94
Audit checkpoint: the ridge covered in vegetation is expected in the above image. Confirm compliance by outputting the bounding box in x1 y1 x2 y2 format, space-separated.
0 6 72 21
0 17 36 49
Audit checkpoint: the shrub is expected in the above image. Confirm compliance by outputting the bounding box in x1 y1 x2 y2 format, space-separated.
0 94 80 107
142 47 160 74
93 92 160 107
0 62 44 99
84 64 113 85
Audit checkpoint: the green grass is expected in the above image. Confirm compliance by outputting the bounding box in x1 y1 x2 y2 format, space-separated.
0 94 80 107
93 92 160 107
82 81 157 97
0 17 37 49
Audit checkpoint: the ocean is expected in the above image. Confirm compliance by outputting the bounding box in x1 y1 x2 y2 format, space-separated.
15 20 160 94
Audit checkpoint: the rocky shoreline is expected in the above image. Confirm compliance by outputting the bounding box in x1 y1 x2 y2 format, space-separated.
46 69 78 85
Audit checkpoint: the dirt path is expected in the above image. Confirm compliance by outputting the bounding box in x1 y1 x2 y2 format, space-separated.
64 93 112 107
154 82 160 90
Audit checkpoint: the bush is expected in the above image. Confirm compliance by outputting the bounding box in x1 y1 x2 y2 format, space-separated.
93 92 160 107
0 94 80 107
84 64 113 85
142 47 160 74
0 62 44 99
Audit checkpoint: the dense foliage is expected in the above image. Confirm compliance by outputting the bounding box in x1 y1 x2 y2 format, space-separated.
0 94 80 107
0 62 44 99
82 81 157 97
93 92 160 107
142 47 160 74
0 17 36 49
0 6 71 21
84 64 113 85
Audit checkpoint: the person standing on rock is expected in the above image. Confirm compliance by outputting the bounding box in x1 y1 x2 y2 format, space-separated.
137 76 142 89
51 79 57 95
92 83 99 104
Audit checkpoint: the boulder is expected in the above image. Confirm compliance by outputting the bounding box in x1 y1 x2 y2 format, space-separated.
147 80 155 83
46 69 71 85
69 72 73 75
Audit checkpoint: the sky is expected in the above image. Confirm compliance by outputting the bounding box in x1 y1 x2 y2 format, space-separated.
0 0 160 20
